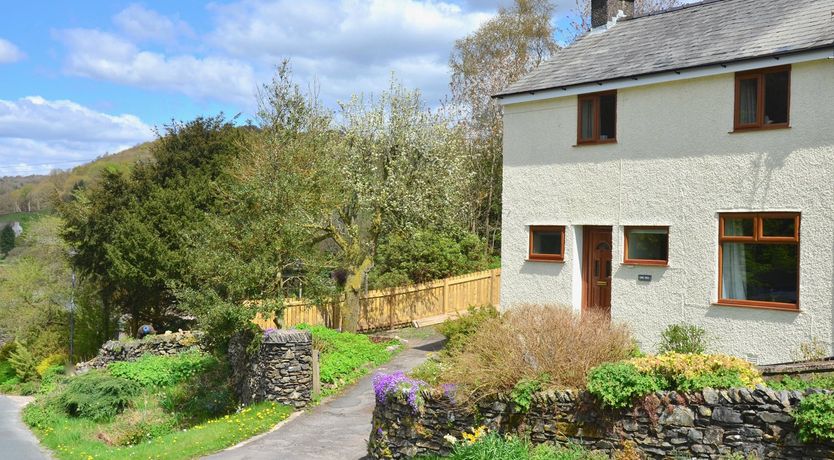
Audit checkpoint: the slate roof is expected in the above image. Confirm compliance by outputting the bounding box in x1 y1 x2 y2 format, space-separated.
497 0 834 97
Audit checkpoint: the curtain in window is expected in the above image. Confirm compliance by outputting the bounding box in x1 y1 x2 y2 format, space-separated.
581 99 594 139
739 79 758 125
722 243 747 300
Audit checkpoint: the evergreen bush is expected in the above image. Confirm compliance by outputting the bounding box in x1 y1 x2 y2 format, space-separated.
51 371 139 421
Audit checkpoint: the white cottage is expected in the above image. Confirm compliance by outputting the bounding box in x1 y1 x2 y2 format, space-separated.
496 0 834 364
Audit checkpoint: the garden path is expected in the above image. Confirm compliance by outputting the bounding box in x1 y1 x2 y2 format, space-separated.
0 395 51 459
205 330 444 460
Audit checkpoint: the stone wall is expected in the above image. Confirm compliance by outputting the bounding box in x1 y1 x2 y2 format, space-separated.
369 387 834 459
76 331 202 371
228 329 314 409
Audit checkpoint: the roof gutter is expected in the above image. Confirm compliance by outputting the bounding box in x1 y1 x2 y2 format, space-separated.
495 46 834 106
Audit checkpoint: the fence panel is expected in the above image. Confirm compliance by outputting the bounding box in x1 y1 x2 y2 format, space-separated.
255 268 500 331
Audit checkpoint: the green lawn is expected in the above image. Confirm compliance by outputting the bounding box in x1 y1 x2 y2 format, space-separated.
0 211 46 227
28 401 292 460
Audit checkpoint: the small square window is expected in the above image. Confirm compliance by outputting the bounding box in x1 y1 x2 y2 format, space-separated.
624 227 668 266
529 226 565 262
734 66 790 131
577 91 616 144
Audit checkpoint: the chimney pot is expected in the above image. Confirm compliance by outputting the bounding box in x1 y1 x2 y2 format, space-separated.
592 0 635 29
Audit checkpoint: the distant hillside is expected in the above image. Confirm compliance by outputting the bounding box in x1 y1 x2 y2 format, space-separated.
0 142 154 215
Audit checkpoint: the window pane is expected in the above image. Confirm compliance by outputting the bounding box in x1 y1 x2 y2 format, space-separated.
533 230 562 255
764 71 789 124
627 228 668 261
762 217 795 238
599 94 616 140
580 99 594 140
722 243 797 304
739 78 758 125
724 217 754 237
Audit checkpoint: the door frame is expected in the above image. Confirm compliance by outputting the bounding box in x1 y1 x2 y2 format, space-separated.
582 226 613 315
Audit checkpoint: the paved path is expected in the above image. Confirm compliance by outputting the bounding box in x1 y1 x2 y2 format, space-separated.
206 335 444 460
0 395 50 460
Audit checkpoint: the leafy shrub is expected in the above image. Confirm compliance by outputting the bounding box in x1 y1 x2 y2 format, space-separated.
418 432 606 460
0 359 15 384
587 353 762 408
631 353 762 388
587 362 666 409
36 353 66 377
108 351 217 387
409 356 447 386
370 229 491 289
436 306 498 352
51 371 140 421
768 375 834 391
22 402 60 430
160 359 236 425
658 323 708 354
794 393 834 443
8 342 38 382
296 325 399 387
440 305 633 399
511 374 550 411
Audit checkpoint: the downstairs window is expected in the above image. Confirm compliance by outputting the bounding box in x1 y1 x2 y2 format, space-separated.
529 226 565 262
718 213 800 310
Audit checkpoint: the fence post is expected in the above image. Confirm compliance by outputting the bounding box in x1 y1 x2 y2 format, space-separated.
312 349 321 399
490 269 497 305
442 278 450 314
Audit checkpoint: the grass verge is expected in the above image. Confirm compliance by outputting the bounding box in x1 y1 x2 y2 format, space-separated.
27 401 292 460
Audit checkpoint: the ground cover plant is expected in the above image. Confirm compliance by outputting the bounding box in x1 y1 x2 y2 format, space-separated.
23 350 292 460
767 374 834 391
416 431 606 460
587 353 763 409
793 392 834 443
296 324 402 396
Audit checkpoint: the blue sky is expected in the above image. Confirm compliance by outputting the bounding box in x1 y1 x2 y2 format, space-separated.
0 0 677 176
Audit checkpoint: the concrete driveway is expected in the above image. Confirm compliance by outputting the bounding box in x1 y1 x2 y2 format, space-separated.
205 335 444 460
0 395 51 460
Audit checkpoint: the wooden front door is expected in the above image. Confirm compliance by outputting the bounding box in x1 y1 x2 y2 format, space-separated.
584 227 612 317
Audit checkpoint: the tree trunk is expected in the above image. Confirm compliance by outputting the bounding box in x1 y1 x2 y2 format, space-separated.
342 256 374 332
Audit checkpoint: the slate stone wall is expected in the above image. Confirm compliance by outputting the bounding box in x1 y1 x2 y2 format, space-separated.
76 331 202 371
229 329 314 409
369 387 834 459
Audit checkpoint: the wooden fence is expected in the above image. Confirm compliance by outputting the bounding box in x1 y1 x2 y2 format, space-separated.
252 268 500 331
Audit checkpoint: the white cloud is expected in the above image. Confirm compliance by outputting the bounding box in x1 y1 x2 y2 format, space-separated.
58 29 257 106
207 0 492 105
113 3 193 44
0 38 25 64
0 96 153 176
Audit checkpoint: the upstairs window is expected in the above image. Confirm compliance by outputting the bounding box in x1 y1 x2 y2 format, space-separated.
718 213 800 310
529 225 565 262
624 227 669 266
734 66 790 131
577 91 616 144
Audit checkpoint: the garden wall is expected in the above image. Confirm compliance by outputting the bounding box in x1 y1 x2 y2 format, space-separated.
228 329 315 409
369 387 834 459
76 331 202 371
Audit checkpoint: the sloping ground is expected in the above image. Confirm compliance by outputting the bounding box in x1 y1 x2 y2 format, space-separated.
205 333 444 460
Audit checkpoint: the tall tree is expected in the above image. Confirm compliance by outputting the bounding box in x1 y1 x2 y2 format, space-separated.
60 116 245 336
0 225 15 255
326 81 470 331
449 0 559 252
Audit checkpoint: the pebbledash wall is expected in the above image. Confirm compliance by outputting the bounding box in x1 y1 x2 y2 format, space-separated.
369 387 834 459
499 59 834 364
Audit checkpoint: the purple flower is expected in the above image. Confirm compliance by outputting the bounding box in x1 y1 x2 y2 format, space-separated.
263 328 277 338
441 383 457 404
372 371 427 412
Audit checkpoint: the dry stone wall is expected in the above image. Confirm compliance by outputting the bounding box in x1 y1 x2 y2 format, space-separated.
369 387 834 459
76 331 202 371
229 328 314 409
